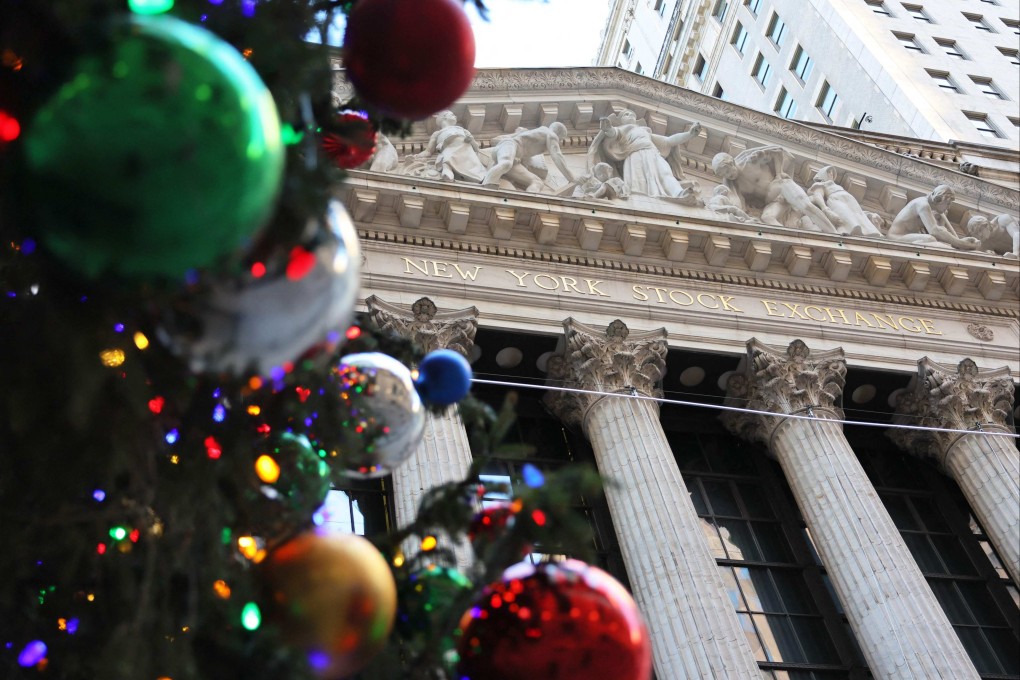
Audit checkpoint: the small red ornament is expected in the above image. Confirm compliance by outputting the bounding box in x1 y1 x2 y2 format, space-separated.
467 502 517 546
343 0 476 120
321 110 377 169
456 559 653 680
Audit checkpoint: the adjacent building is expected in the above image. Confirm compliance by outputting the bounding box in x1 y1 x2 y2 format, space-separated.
328 63 1020 679
595 0 1020 159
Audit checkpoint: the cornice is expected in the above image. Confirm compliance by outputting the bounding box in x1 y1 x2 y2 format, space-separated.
341 176 1020 318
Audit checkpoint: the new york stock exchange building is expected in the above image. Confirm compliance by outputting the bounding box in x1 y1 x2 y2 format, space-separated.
328 65 1020 680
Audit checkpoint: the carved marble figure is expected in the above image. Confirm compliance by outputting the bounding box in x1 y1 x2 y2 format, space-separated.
966 213 1020 259
706 184 751 222
369 134 399 172
570 162 630 199
711 147 839 233
587 109 702 201
807 166 883 237
482 122 575 192
415 110 487 182
887 185 980 251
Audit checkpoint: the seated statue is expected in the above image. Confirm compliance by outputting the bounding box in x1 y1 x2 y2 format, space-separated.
587 109 702 199
711 146 838 233
368 134 399 172
807 166 883 237
966 214 1019 259
415 110 487 183
571 162 630 200
482 122 575 192
706 184 751 222
887 185 980 251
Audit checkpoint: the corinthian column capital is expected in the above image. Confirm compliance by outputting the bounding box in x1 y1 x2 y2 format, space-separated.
890 358 1015 465
544 318 667 429
722 339 847 446
366 295 478 357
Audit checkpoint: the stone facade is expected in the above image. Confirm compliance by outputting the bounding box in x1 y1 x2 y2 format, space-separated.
333 66 1019 679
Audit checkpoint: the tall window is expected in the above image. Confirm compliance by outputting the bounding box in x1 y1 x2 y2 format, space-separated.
316 478 394 537
902 3 931 22
774 88 798 119
790 45 814 81
865 0 892 16
963 13 994 31
694 54 708 81
732 22 750 55
927 69 961 92
816 81 839 119
654 0 667 17
935 38 967 59
767 13 788 47
713 0 729 22
745 0 762 18
635 61 645 75
970 76 1007 100
622 38 634 59
753 53 773 87
1003 19 1020 37
965 112 1003 138
999 47 1020 67
671 431 868 678
894 32 925 53
712 82 727 99
852 432 1020 678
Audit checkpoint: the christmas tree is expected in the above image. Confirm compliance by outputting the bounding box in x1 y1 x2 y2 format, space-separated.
0 1 651 679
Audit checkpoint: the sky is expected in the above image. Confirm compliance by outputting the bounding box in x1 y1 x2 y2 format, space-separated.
318 0 610 69
467 0 611 68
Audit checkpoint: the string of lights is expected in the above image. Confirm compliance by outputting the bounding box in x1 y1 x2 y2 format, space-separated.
471 377 1020 440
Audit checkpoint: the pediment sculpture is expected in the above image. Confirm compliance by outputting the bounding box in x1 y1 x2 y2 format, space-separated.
362 111 1014 257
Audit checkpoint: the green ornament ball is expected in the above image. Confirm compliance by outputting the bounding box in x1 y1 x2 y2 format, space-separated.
23 15 285 279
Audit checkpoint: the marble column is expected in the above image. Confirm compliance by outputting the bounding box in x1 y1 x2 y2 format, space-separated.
890 358 1019 585
367 295 477 570
722 339 979 680
545 319 762 680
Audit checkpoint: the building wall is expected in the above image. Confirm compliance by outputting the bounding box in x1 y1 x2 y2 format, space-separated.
597 0 1020 148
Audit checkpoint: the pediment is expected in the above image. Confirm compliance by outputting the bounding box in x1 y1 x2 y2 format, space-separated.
332 66 1019 312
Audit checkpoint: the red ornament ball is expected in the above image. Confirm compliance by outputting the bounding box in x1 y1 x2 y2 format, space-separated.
467 502 517 545
321 110 377 169
456 559 653 680
343 0 476 120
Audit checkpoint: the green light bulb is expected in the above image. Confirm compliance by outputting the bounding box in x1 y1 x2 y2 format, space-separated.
241 602 261 631
128 0 174 15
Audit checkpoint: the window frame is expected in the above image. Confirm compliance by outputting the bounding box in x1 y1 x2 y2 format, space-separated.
998 47 1020 67
745 0 763 18
774 87 798 119
865 0 892 16
753 52 773 88
965 111 1003 139
935 38 967 60
902 3 932 23
766 12 788 48
693 54 708 81
962 12 995 32
970 76 1007 100
894 31 926 53
927 69 961 92
732 22 750 56
790 45 814 81
712 0 729 22
816 81 839 120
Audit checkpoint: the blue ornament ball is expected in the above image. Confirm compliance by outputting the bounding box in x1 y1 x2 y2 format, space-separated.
415 349 472 406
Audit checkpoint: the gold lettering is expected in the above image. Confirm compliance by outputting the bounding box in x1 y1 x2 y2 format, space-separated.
560 277 583 294
430 261 452 278
783 303 811 320
696 293 719 309
451 263 482 281
632 285 649 301
919 319 943 336
871 313 899 331
585 279 609 297
854 312 875 327
669 290 695 306
899 317 922 333
534 274 559 290
403 258 430 276
761 300 784 317
804 306 828 322
505 270 530 287
649 287 668 304
719 296 743 313
825 308 851 325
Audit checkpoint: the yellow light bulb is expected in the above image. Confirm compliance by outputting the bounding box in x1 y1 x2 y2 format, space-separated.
99 348 125 367
421 535 438 552
133 331 150 350
213 579 231 599
254 455 280 484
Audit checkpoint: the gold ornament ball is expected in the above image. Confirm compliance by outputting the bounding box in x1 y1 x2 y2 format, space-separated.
263 531 397 678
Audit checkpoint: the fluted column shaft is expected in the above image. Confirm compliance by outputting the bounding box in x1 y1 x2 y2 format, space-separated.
392 408 473 570
890 357 1018 585
584 395 764 680
770 413 979 679
944 432 1020 584
366 295 479 569
725 339 979 680
546 318 761 680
